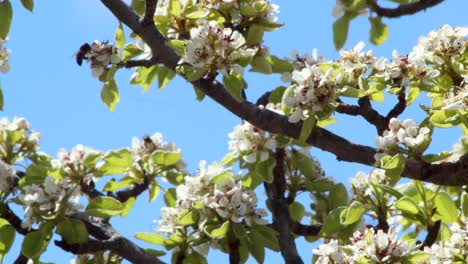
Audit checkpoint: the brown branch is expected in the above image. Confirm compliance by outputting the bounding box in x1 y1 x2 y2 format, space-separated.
125 57 159 68
290 222 321 237
421 220 441 249
265 148 304 264
385 88 406 122
141 0 158 26
54 239 110 254
227 231 240 264
0 204 31 235
100 0 468 186
13 253 28 264
114 176 150 202
70 213 165 264
80 176 104 199
367 0 444 18
335 98 387 134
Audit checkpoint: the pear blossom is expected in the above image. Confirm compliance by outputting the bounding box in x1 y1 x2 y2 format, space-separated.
313 239 349 264
228 121 276 163
181 21 256 76
0 37 10 73
52 145 102 180
349 169 387 197
441 84 468 110
80 40 121 78
18 176 82 228
0 160 17 193
0 117 41 162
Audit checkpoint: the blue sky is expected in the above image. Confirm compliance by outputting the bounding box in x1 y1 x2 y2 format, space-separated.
1 0 466 263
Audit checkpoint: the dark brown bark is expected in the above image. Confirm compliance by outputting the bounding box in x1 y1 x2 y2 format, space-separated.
367 0 445 18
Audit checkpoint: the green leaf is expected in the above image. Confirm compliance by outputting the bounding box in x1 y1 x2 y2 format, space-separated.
247 236 265 264
433 191 458 223
430 110 460 128
406 86 421 105
86 197 124 218
0 82 3 111
375 184 404 199
205 221 229 238
21 230 49 259
164 188 177 207
56 218 88 244
268 86 286 104
223 74 244 102
115 22 125 49
101 80 120 112
422 152 452 163
290 149 320 180
20 0 33 12
340 201 365 225
0 219 15 257
329 183 348 210
319 207 345 237
381 154 406 185
151 150 182 166
288 202 305 222
400 252 432 264
166 39 187 56
267 56 293 74
395 196 420 215
255 158 276 183
339 86 365 98
332 14 351 50
130 0 145 15
317 117 337 128
178 210 198 226
242 171 263 189
103 177 135 192
135 232 166 245
157 66 176 90
250 55 272 74
148 182 161 202
298 115 316 144
168 0 182 16
100 148 133 175
246 24 265 45
123 43 143 60
462 192 468 218
369 17 389 45
0 1 13 39
145 248 166 257
130 65 159 92
250 225 279 251
121 197 136 217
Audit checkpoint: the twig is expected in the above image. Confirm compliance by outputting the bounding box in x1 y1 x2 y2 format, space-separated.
114 176 150 202
367 0 444 18
290 222 321 237
385 88 406 122
0 204 31 235
421 220 441 249
13 253 29 264
141 0 158 26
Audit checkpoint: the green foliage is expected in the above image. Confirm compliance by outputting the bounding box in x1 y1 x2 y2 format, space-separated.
0 218 15 260
0 0 12 39
101 80 120 112
86 197 124 218
56 218 88 244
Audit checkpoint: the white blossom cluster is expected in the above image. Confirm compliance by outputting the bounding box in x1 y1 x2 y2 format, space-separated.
441 84 468 110
339 42 375 76
375 118 431 160
181 21 257 76
423 221 468 263
332 0 366 18
156 161 268 234
51 145 102 181
0 160 17 193
313 228 409 263
282 63 338 123
0 117 41 162
0 37 10 73
228 121 277 163
83 40 121 78
349 169 387 197
130 133 186 177
18 176 82 228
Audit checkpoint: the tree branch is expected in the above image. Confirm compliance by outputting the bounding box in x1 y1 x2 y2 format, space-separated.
227 231 240 264
99 0 468 186
70 213 165 264
0 204 31 235
265 148 304 264
367 0 444 18
290 222 321 237
13 253 28 264
141 0 158 26
335 97 388 134
385 88 406 122
114 176 150 202
421 220 441 249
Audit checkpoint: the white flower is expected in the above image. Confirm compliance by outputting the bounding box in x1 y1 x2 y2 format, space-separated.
228 122 276 163
0 37 10 74
80 40 121 78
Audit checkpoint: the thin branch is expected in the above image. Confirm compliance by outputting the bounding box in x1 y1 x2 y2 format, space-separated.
114 176 150 202
421 220 441 249
290 222 321 237
265 148 304 264
228 232 241 264
385 88 406 122
54 239 110 254
141 0 158 26
125 57 159 68
80 176 104 199
357 97 388 135
367 0 445 18
13 253 29 264
0 204 31 235
100 0 468 186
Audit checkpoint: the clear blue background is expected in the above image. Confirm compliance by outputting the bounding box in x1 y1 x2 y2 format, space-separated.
1 0 466 263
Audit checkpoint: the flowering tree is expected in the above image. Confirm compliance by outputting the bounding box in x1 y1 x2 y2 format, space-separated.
0 0 467 264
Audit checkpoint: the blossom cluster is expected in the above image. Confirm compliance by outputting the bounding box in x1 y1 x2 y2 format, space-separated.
423 221 468 263
349 169 387 197
81 40 121 78
181 21 256 76
51 145 102 182
0 37 10 73
375 118 431 160
313 228 409 263
129 133 186 178
435 135 468 163
0 117 41 163
228 121 276 163
18 176 82 228
0 160 17 194
156 160 268 235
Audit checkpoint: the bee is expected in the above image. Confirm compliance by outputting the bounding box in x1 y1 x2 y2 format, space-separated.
75 43 91 66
